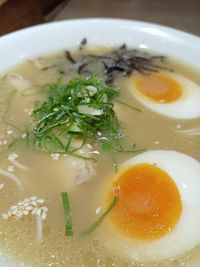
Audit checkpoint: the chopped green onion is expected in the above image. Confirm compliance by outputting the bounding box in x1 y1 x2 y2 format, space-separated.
21 85 42 97
117 100 141 112
79 195 119 236
1 74 8 81
69 152 97 162
77 105 103 116
8 138 20 150
68 123 82 133
61 192 74 236
85 85 97 96
32 76 121 155
112 155 118 172
2 117 23 133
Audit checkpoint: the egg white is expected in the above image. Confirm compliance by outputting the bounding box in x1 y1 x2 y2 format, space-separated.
129 71 200 119
100 150 200 262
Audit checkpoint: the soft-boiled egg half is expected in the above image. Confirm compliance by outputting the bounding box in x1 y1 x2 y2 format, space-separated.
101 150 200 262
128 71 200 119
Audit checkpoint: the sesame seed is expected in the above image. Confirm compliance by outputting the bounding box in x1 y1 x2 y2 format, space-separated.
31 208 37 215
89 150 100 155
10 205 17 210
23 210 29 216
28 108 33 116
176 124 181 129
86 144 93 149
3 140 7 145
7 130 13 135
2 213 9 220
31 201 37 206
97 131 102 136
7 211 12 217
7 165 15 173
16 211 23 217
30 196 37 201
52 157 59 161
78 149 84 155
98 136 108 140
21 133 27 139
8 153 18 162
41 207 48 212
41 212 47 221
24 198 30 203
36 208 42 216
37 199 44 204
0 184 4 190
51 153 60 160
25 206 34 211
95 207 101 214
154 140 159 145
72 160 78 166
11 210 18 216
23 202 30 207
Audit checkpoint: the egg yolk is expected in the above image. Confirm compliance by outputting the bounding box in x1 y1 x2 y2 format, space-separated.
109 163 182 240
133 73 182 103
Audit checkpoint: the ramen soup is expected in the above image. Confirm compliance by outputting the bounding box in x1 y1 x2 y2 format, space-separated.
0 41 200 267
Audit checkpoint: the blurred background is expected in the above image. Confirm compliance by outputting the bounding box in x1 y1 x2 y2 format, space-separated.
0 0 200 36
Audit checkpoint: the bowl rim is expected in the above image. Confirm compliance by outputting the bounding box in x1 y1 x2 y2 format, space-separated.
1 17 200 41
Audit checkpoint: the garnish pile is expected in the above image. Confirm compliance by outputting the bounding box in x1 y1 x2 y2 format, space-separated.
32 76 124 155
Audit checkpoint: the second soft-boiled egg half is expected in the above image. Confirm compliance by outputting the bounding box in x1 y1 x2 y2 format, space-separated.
128 70 200 119
100 150 200 262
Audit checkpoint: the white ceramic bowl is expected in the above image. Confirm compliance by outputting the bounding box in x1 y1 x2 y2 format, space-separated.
0 18 200 266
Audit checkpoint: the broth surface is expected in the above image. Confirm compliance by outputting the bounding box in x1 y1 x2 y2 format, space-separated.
0 46 200 267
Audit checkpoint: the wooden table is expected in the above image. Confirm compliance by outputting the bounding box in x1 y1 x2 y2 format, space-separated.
0 0 199 37
0 0 65 36
54 0 200 36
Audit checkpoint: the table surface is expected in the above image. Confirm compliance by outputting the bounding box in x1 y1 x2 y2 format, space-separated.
54 0 200 36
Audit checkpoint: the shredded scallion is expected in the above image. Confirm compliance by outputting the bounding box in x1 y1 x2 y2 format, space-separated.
61 192 74 236
79 195 119 236
32 76 128 155
117 100 141 112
